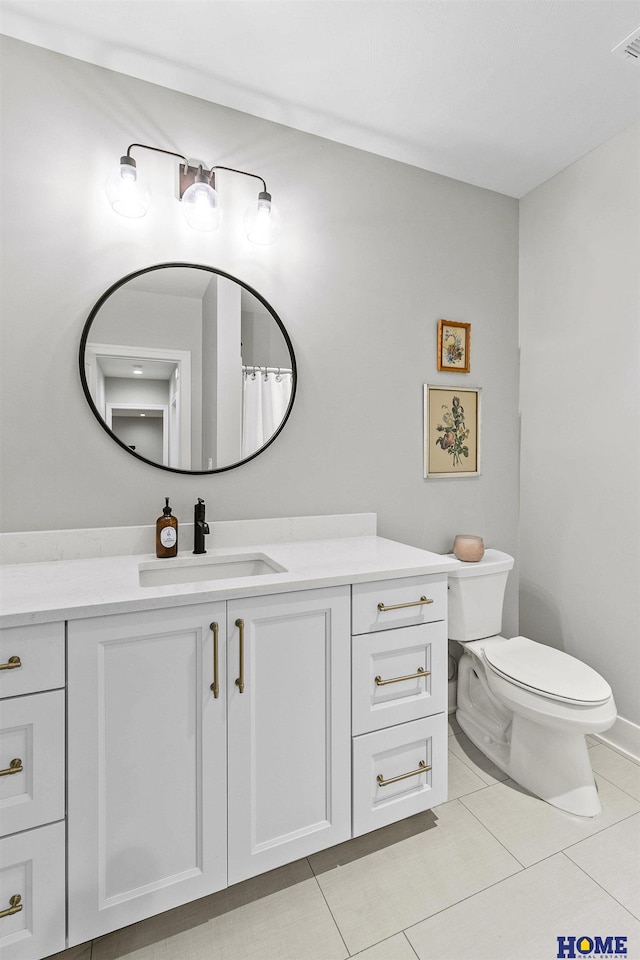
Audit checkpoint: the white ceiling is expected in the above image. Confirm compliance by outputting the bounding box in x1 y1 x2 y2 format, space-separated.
1 0 639 197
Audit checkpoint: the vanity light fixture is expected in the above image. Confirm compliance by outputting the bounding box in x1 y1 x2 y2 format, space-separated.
132 365 143 375
106 143 281 245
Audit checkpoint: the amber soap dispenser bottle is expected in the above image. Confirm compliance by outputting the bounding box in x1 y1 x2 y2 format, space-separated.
156 498 178 558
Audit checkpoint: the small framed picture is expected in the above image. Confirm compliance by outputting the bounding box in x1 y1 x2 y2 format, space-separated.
437 319 470 373
424 385 481 478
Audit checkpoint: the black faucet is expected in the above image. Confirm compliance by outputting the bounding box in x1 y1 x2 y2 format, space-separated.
193 498 210 554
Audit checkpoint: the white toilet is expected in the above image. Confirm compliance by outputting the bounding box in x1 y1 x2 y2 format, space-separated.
449 549 616 817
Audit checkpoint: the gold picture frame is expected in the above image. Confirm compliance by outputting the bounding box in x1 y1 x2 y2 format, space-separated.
424 385 481 478
437 319 470 373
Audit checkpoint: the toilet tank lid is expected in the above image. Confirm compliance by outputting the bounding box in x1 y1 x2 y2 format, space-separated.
447 549 514 578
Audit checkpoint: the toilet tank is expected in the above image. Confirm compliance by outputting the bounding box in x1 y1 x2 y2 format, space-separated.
447 549 514 641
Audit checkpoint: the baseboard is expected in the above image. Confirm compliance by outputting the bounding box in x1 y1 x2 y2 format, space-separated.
593 714 640 763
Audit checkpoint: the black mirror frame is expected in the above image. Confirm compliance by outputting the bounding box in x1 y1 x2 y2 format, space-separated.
79 262 297 474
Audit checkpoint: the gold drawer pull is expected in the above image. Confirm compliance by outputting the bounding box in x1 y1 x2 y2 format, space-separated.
0 758 23 777
375 666 429 686
0 895 23 919
377 596 433 612
235 619 245 694
0 656 21 671
210 622 220 699
377 760 430 787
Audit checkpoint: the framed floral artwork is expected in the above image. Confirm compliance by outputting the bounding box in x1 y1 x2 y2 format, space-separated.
423 385 481 478
437 319 470 373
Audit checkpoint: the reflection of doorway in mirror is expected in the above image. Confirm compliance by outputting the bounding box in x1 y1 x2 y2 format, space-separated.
106 404 168 464
85 343 191 469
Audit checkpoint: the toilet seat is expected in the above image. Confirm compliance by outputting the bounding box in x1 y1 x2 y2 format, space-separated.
482 636 612 705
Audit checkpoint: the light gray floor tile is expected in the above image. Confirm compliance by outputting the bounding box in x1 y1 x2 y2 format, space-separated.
309 801 521 954
406 853 640 960
565 813 640 919
353 932 418 960
206 873 347 960
461 774 640 867
93 859 347 960
93 921 212 960
589 744 640 801
448 731 509 785
45 946 92 960
446 748 488 800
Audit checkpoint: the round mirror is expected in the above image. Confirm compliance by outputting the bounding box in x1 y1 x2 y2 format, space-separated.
79 263 296 473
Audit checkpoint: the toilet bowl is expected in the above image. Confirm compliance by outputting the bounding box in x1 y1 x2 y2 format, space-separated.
449 551 616 817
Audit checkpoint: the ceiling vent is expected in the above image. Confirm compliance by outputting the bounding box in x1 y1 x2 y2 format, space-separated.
612 28 640 59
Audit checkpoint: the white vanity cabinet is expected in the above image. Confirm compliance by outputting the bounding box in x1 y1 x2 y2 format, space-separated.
350 574 449 836
0 623 66 960
0 520 455 960
66 585 351 945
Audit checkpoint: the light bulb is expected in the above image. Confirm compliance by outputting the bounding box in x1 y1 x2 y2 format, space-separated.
181 171 222 231
105 156 150 218
244 191 281 245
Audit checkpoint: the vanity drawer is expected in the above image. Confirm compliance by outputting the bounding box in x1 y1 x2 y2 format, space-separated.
0 623 65 699
352 713 447 837
352 621 447 735
0 820 66 959
0 690 65 838
351 575 447 635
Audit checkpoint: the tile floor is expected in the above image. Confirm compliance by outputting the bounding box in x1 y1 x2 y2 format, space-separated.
49 718 640 960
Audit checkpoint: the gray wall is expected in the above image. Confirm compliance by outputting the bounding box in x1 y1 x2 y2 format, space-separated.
519 123 640 725
0 37 520 635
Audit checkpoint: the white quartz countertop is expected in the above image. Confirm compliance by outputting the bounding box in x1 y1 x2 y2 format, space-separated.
0 534 457 628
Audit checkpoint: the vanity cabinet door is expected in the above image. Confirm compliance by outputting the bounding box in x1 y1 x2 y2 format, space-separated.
226 586 351 884
67 603 227 946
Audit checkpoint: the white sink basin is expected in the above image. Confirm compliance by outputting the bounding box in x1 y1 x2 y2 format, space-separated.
139 553 286 587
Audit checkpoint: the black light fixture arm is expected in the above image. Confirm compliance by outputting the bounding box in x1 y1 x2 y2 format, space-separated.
210 165 269 196
125 143 190 173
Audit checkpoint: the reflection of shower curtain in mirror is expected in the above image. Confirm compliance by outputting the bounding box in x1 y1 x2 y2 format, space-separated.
242 369 293 458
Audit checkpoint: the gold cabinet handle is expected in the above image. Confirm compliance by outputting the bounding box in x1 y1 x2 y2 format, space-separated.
377 596 434 612
235 618 245 693
375 667 429 686
0 758 23 777
377 760 430 787
210 622 219 699
0 895 23 919
0 656 21 671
